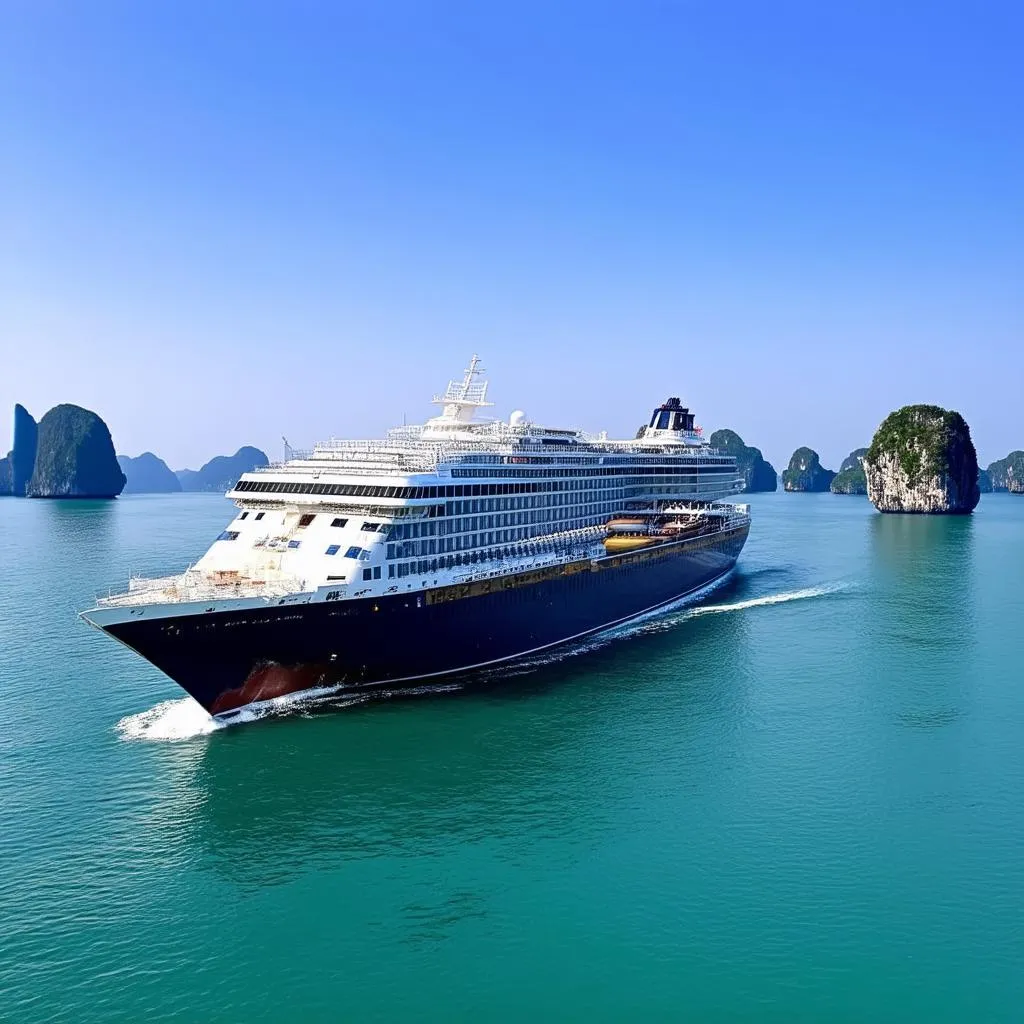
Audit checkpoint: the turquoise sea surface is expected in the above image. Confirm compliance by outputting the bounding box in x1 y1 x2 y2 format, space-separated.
1 491 1023 1022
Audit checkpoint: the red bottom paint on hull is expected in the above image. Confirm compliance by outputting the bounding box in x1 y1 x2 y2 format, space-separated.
210 662 328 715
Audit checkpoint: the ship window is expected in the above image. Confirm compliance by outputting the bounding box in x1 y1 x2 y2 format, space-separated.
657 411 671 430
255 512 265 521
331 517 348 528
362 568 373 581
345 546 364 559
239 512 249 520
326 544 340 555
217 531 239 541
288 540 301 549
374 566 381 579
298 514 316 527
361 522 381 532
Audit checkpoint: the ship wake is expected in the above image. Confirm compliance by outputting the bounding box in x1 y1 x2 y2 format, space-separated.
621 581 851 638
485 578 851 676
680 584 847 619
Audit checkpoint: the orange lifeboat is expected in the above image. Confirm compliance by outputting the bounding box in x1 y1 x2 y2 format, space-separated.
603 533 663 554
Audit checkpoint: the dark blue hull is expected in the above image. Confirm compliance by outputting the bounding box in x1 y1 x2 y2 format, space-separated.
103 524 748 715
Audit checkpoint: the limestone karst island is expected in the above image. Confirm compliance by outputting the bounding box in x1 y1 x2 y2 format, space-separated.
864 405 980 515
782 447 835 492
0 404 268 499
985 451 1024 494
830 448 868 495
0 404 125 499
707 429 778 492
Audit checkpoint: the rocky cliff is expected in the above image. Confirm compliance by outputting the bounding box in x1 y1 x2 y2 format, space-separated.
708 429 778 492
978 469 992 493
864 405 979 514
118 452 183 493
176 446 269 492
27 405 126 498
985 451 1024 493
0 404 38 496
782 447 835 492
11 404 38 496
830 447 868 494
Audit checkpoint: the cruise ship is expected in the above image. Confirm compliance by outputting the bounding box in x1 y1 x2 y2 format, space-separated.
82 358 751 717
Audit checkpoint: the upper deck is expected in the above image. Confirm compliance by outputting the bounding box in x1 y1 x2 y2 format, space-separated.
88 357 747 613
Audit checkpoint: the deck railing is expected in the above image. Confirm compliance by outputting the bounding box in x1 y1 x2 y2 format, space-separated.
260 428 736 476
98 570 307 607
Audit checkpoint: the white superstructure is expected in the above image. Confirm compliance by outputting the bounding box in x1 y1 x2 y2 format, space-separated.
98 358 744 610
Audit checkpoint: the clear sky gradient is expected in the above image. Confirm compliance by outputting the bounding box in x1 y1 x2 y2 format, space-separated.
3 2 1021 473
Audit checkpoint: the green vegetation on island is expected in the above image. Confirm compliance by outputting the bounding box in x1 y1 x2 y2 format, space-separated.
864 404 979 514
118 452 183 494
985 451 1024 493
830 447 868 494
782 447 835 492
708 429 778 492
176 446 269 492
2 397 268 499
27 404 126 498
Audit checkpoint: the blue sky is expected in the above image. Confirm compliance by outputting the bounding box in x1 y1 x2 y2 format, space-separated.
2 2 1021 472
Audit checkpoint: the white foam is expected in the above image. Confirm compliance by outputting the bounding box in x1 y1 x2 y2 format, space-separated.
116 680 468 742
682 584 844 618
624 582 849 637
116 685 343 741
527 580 849 659
116 698 222 742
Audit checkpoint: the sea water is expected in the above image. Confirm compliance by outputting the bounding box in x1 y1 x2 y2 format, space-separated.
1 492 1022 1021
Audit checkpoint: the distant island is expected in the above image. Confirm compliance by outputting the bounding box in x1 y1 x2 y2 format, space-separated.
119 447 269 493
175 446 269 492
0 404 38 496
830 448 868 494
0 403 125 499
3 397 1017 513
782 447 835 492
865 404 979 514
118 452 182 493
985 451 1024 494
1 403 268 499
708 429 777 492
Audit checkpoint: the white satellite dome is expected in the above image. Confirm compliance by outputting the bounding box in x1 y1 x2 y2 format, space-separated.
509 409 527 426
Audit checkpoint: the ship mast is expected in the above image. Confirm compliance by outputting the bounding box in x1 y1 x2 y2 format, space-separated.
431 354 494 423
